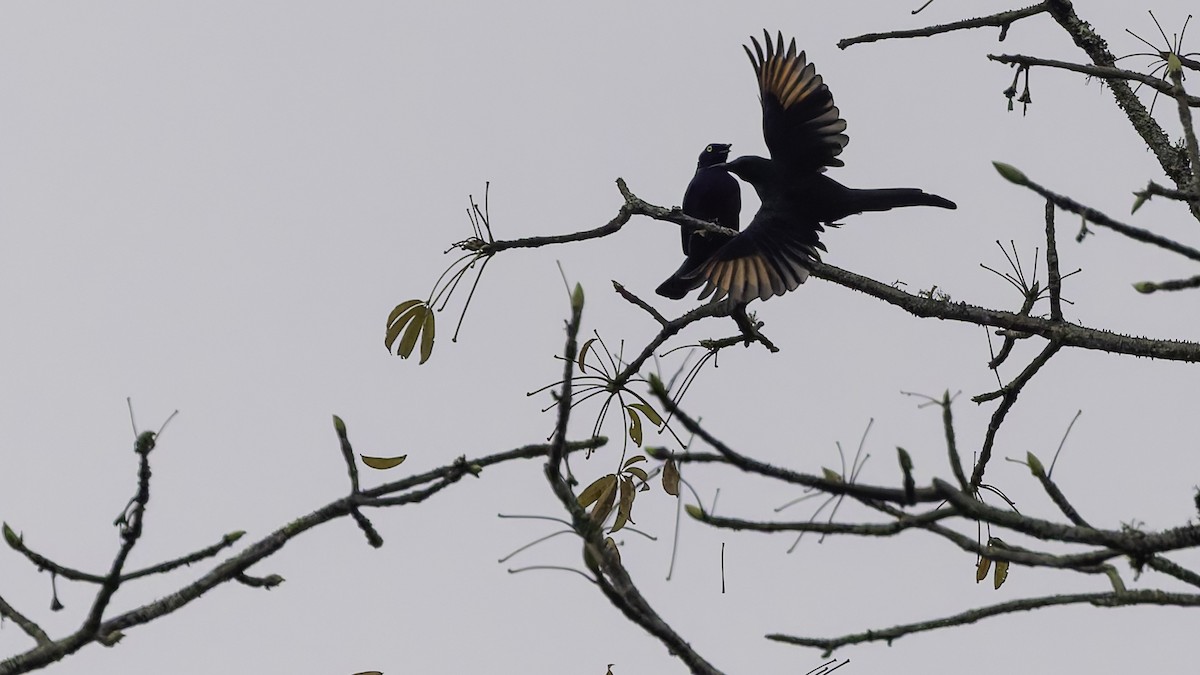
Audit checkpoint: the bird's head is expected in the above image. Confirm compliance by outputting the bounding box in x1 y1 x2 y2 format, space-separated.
717 155 772 185
697 143 732 167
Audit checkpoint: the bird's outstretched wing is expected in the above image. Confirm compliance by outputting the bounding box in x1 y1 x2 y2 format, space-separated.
692 219 826 304
745 31 848 171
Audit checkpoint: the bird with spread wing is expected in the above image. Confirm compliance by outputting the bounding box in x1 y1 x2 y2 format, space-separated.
657 31 956 304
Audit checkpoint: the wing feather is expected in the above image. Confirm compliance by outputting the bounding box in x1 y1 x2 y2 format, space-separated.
746 31 849 171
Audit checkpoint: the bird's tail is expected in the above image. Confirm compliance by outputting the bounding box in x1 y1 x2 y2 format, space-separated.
655 257 706 299
845 188 957 214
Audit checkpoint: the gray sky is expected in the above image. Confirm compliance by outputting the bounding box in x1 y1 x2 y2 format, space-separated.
2 2 1198 673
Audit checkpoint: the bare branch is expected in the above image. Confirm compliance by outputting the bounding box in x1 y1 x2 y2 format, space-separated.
1001 170 1200 263
1133 274 1200 294
1044 0 1194 190
0 438 604 673
987 53 1200 106
0 596 49 646
838 3 1050 49
768 590 1200 655
811 263 1200 362
935 478 1200 554
970 340 1061 486
1044 200 1064 320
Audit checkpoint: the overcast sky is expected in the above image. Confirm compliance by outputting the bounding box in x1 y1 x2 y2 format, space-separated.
2 2 1198 673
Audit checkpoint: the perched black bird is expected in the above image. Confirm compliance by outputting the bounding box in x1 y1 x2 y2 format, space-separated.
655 143 742 299
657 31 956 304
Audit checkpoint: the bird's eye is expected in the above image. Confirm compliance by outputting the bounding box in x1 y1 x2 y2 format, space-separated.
706 145 713 152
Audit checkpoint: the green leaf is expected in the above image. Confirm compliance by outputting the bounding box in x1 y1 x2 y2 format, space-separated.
624 466 648 483
1133 281 1156 294
647 372 666 397
897 447 915 504
992 161 1029 186
684 503 704 519
1131 191 1149 214
418 307 436 364
627 402 663 427
332 414 347 437
571 282 585 312
821 467 843 483
2 523 20 549
622 454 647 468
1026 451 1045 477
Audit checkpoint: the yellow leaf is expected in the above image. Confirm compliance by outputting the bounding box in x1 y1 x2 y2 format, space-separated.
418 307 436 364
590 478 618 524
360 454 407 470
623 454 647 468
662 459 680 496
624 466 648 482
611 476 636 533
684 503 704 519
578 338 596 371
385 300 425 351
397 305 428 359
994 560 1010 589
578 474 617 508
821 467 843 483
627 402 663 427
1168 52 1182 76
386 299 422 327
604 536 620 564
976 556 992 583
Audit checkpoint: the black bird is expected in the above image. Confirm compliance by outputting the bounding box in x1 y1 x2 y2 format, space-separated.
655 143 741 299
657 31 956 304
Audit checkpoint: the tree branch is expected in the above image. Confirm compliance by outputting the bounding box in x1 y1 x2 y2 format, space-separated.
838 3 1050 49
768 589 1200 655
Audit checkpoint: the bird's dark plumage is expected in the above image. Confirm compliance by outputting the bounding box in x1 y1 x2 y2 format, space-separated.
657 31 956 304
655 144 741 299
